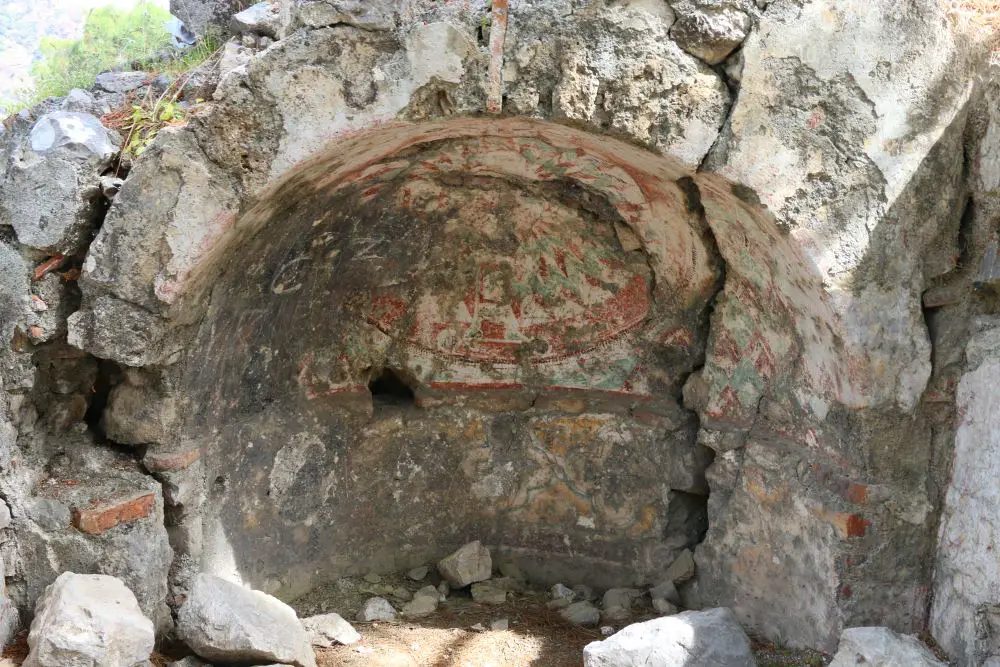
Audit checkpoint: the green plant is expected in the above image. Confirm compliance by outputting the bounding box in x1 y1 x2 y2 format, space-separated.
31 2 174 101
150 28 224 78
111 81 201 162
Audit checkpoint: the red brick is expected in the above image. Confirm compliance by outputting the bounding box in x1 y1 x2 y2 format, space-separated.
73 493 156 535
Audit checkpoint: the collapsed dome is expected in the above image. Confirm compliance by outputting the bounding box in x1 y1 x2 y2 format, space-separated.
181 119 724 596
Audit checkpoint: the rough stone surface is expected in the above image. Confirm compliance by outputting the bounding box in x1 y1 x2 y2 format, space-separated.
24 573 154 667
13 444 173 627
535 4 731 166
829 627 946 667
0 0 991 661
692 0 978 650
0 112 118 254
668 0 752 65
232 2 284 39
171 0 243 36
401 586 439 618
177 573 316 667
356 597 396 623
471 582 507 605
438 542 492 588
302 613 360 647
561 601 601 627
932 320 1000 665
167 658 210 667
602 588 643 621
663 550 695 584
650 580 680 606
293 0 395 31
95 71 149 94
582 608 755 667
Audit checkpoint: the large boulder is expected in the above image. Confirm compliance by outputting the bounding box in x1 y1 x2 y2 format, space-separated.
23 572 154 667
177 573 316 667
0 112 118 254
582 608 756 666
829 627 946 667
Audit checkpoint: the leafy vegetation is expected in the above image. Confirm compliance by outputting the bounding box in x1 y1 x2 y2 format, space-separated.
30 2 173 101
1 2 220 115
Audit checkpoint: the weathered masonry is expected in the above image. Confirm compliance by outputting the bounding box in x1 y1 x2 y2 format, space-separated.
1 0 1000 663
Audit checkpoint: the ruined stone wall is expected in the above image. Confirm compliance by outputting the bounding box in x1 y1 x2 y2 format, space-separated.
0 0 997 661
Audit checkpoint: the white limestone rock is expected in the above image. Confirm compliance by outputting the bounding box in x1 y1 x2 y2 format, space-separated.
829 627 945 667
302 612 361 647
582 608 755 666
357 597 396 623
176 573 316 667
437 541 492 587
24 572 154 667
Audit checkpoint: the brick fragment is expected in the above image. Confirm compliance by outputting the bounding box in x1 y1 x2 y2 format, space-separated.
72 492 156 535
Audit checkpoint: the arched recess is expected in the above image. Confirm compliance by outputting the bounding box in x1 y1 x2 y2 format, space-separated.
170 118 729 596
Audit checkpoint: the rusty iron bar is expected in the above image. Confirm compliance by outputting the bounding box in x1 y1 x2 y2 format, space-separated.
486 0 509 114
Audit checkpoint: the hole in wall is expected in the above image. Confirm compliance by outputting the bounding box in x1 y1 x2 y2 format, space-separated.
368 367 416 407
83 359 122 440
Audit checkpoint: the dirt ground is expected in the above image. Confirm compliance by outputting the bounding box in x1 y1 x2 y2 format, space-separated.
292 574 831 667
0 572 834 667
317 599 598 667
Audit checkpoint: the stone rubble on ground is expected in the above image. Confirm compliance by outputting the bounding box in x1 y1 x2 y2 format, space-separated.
663 550 696 585
23 572 154 667
548 582 577 609
652 598 680 616
167 658 211 667
829 627 947 667
357 597 396 623
176 573 316 667
407 566 429 581
390 586 412 602
401 585 439 618
490 618 509 631
471 581 508 604
602 588 643 622
552 583 575 600
437 541 492 588
499 562 526 581
561 600 602 627
302 612 361 648
582 608 756 667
